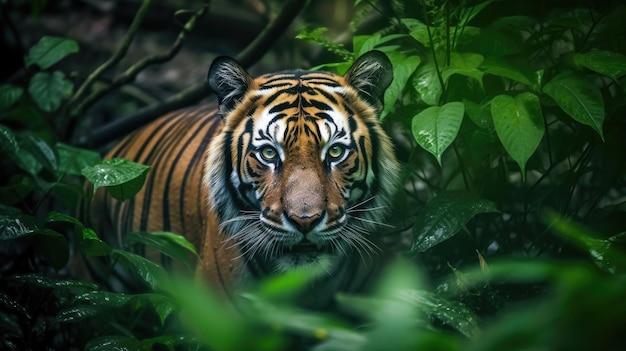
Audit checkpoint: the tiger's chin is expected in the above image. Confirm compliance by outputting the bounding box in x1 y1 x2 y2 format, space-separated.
272 252 338 277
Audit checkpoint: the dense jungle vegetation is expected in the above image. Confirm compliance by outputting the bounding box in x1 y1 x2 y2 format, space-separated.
1 0 625 350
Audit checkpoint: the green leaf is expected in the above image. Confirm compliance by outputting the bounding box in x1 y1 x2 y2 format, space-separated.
396 289 480 338
125 231 198 269
442 52 484 84
0 125 19 154
131 293 177 326
0 84 24 110
0 205 40 240
75 291 133 308
411 101 465 165
464 99 493 129
85 336 140 351
574 51 626 80
47 211 112 256
381 52 421 120
412 191 498 253
543 71 605 140
56 305 100 323
412 61 442 106
491 92 545 177
12 273 98 293
18 131 58 172
56 142 102 176
111 249 168 290
24 36 79 69
81 158 151 201
481 57 535 87
28 71 74 112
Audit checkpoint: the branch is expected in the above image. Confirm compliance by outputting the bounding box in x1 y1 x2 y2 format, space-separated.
78 0 309 149
72 4 210 118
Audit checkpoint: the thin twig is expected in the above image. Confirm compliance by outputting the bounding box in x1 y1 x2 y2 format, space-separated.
77 0 309 149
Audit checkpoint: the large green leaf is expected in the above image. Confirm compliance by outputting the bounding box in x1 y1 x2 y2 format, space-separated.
411 101 465 165
543 71 605 140
28 71 74 112
412 61 442 106
381 52 421 120
481 57 537 88
412 191 498 253
491 92 544 177
442 52 484 84
574 51 626 81
81 158 151 201
0 84 24 110
24 36 79 69
125 231 198 269
19 131 58 172
56 142 102 176
85 336 140 351
111 249 167 290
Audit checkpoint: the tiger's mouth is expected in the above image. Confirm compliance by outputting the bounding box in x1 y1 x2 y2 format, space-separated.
285 241 333 254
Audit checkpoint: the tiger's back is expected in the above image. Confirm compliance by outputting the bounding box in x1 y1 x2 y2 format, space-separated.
90 51 400 308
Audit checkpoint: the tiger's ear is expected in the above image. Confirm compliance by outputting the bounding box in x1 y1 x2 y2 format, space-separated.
344 50 393 109
207 56 252 114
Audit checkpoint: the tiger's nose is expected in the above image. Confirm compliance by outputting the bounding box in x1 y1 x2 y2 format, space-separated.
286 212 322 234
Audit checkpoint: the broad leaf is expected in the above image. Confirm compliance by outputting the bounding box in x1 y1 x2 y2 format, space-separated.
28 71 74 112
491 92 544 178
0 205 40 240
481 57 536 88
125 231 198 269
464 99 493 129
412 61 442 106
19 131 58 172
0 84 24 110
47 211 112 256
85 336 139 351
412 191 498 253
543 71 605 140
411 101 465 165
56 305 100 323
24 36 79 69
396 289 480 338
56 142 102 176
111 249 167 290
442 52 484 84
81 158 151 201
574 51 626 81
381 52 421 120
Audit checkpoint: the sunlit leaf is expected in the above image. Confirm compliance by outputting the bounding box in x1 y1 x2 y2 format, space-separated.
491 92 544 178
81 158 151 201
543 71 605 140
28 71 74 112
411 101 465 165
412 191 498 253
24 36 79 69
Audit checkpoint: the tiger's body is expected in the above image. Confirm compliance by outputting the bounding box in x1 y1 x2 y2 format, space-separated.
91 51 400 308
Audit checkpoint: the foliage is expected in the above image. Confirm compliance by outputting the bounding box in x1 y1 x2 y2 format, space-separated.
1 0 626 350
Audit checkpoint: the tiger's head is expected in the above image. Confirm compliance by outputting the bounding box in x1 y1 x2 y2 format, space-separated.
205 51 400 275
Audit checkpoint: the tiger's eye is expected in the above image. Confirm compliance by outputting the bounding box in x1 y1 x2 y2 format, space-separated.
327 144 345 160
260 146 278 160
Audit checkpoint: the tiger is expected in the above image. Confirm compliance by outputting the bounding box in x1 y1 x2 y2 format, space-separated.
89 50 400 309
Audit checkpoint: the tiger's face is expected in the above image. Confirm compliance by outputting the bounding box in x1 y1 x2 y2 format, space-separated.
206 51 399 275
